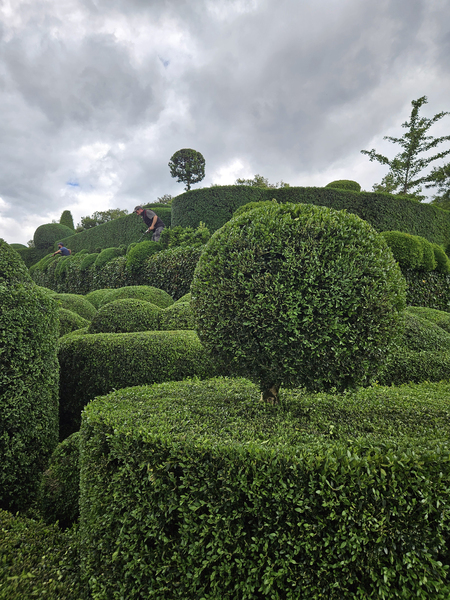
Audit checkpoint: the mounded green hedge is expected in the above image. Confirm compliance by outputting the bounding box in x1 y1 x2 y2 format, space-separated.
325 179 362 191
33 223 75 249
88 298 161 333
171 185 450 246
58 308 90 337
403 269 450 311
94 246 124 269
0 239 59 512
401 309 450 351
79 377 450 599
97 284 173 309
406 306 450 332
144 246 203 300
159 301 194 330
51 293 98 320
58 330 220 439
192 203 406 394
39 432 80 530
0 509 84 599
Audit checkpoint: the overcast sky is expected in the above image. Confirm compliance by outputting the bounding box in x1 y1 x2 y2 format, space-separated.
1 0 450 245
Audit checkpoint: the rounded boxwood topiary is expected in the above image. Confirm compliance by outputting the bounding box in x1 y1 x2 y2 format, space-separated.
0 239 59 512
94 247 123 269
39 432 80 530
192 203 406 400
84 288 113 309
159 301 194 330
325 180 361 192
33 223 75 250
51 293 97 321
125 240 162 273
381 231 424 270
405 306 450 334
79 253 98 271
175 292 192 304
58 308 90 337
232 199 279 220
98 285 174 309
432 244 450 274
88 298 161 333
415 236 437 271
400 311 450 352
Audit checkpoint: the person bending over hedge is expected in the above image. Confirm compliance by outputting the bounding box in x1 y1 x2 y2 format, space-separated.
134 206 165 242
52 242 71 257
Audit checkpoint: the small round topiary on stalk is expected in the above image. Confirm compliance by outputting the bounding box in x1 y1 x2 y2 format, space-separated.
192 203 406 401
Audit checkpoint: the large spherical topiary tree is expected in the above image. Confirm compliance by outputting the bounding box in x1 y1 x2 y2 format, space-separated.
191 203 406 401
0 240 59 511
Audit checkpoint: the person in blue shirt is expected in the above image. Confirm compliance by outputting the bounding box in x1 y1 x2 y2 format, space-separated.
52 243 72 257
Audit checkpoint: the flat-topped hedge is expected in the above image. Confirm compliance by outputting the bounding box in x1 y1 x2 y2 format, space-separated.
79 377 450 599
58 330 220 439
171 185 450 245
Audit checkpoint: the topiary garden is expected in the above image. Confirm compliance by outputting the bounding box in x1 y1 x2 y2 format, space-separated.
5 183 450 598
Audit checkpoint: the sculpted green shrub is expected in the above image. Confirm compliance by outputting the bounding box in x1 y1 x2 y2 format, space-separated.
144 246 202 300
51 293 97 321
174 292 191 304
79 253 98 271
159 223 211 249
88 299 161 333
98 285 173 309
406 306 450 333
159 301 194 330
84 288 112 308
400 311 450 352
33 223 75 249
381 231 423 269
325 179 361 192
0 239 59 512
58 308 90 337
125 240 162 274
232 199 279 219
432 244 450 274
94 247 123 269
417 236 437 271
192 203 406 400
39 432 80 530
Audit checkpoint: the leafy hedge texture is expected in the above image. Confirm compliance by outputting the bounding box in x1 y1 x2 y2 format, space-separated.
192 203 406 393
88 298 161 333
58 330 219 439
79 377 450 599
325 179 362 191
171 185 450 246
58 308 90 337
0 239 59 512
97 284 173 308
33 223 75 249
51 292 98 320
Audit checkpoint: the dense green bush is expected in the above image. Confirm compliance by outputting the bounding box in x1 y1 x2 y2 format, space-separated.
79 252 98 271
406 306 450 333
79 377 450 599
418 235 438 271
400 310 450 351
33 223 75 249
171 185 450 247
159 301 194 330
60 210 75 230
381 231 424 269
58 308 90 337
192 203 406 397
433 243 450 274
325 179 361 191
379 349 450 386
175 292 192 304
125 240 162 273
403 269 450 311
145 246 203 300
14 245 50 268
232 199 279 219
94 246 123 269
89 298 161 333
84 287 114 308
51 293 97 320
0 509 85 599
98 285 173 308
39 432 80 530
0 239 59 512
58 330 219 439
159 223 211 249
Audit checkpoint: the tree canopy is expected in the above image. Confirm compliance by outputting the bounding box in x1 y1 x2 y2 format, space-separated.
169 148 205 191
361 96 450 200
76 208 129 231
234 174 289 188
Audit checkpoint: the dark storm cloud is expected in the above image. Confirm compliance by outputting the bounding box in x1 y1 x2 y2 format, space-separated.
0 0 449 244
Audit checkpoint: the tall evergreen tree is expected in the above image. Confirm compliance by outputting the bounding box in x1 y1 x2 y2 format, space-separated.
60 210 75 229
361 96 450 199
169 149 205 191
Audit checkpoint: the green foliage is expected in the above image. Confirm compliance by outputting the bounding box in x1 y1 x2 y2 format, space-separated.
98 285 173 309
234 173 289 188
39 433 80 530
192 203 406 395
432 243 450 274
33 223 75 249
400 310 450 351
0 510 85 599
159 223 211 249
169 148 206 191
325 179 361 192
51 293 97 320
381 231 424 270
171 185 450 247
0 239 59 512
58 308 90 337
159 301 194 330
58 330 219 439
406 305 450 333
89 299 161 333
60 210 75 230
144 246 203 300
79 252 98 271
403 269 450 311
79 377 450 599
175 292 192 303
361 96 450 197
125 240 162 273
94 246 123 269
10 243 27 249
232 199 279 219
76 208 129 230
12 245 49 268
84 288 114 309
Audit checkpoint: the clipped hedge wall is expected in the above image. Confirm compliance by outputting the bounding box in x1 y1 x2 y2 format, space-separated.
144 246 203 300
79 377 450 599
171 185 450 246
403 269 450 311
0 239 59 512
58 330 220 439
33 223 75 250
39 432 80 530
57 205 172 254
0 509 84 599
